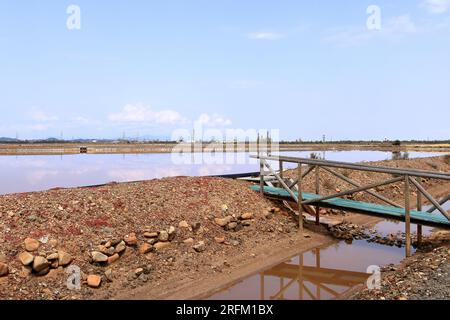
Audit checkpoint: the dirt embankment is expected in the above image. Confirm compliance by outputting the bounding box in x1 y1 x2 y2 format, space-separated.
0 176 326 300
0 155 449 300
351 243 450 300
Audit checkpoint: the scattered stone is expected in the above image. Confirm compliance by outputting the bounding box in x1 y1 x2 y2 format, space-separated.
146 238 158 245
48 239 58 248
134 268 144 276
221 204 228 214
264 211 274 219
58 251 73 266
87 275 102 288
115 241 126 254
168 226 176 241
32 256 49 273
91 251 108 263
191 222 201 233
0 262 8 277
227 222 238 230
19 252 34 266
19 266 32 278
24 238 40 252
215 216 232 227
107 253 120 265
158 230 169 242
144 232 158 238
215 237 226 244
240 212 253 220
139 243 153 254
179 221 190 228
104 269 113 282
183 238 194 244
154 242 170 251
124 233 137 246
193 241 206 252
46 253 59 261
241 221 252 227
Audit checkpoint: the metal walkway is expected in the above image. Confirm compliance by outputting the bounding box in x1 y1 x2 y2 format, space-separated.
252 154 450 256
251 185 450 229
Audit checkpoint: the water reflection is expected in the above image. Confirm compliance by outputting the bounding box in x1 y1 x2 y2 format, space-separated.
0 151 441 195
208 239 407 300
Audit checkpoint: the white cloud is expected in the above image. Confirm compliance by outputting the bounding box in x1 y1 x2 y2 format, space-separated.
247 32 285 40
195 113 232 127
28 107 58 122
108 104 187 125
422 0 450 13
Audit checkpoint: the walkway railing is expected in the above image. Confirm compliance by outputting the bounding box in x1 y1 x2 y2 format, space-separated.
251 155 450 257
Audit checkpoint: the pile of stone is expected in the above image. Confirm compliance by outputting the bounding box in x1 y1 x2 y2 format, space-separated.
142 226 177 251
90 238 127 265
214 211 254 232
17 237 73 276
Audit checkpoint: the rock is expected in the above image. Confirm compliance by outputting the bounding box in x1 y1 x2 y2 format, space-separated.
144 232 158 238
138 273 149 283
154 242 170 251
193 241 206 253
91 251 108 263
58 251 73 266
36 266 50 276
241 221 251 227
227 222 238 230
240 212 253 220
264 211 274 219
105 247 115 256
18 252 34 266
214 237 225 244
124 233 137 246
191 222 201 233
46 253 59 261
107 253 120 265
0 262 8 277
134 268 144 276
19 266 32 278
183 238 194 244
146 238 158 245
114 241 126 254
48 239 58 248
87 275 102 288
104 269 113 282
221 204 228 213
179 221 190 228
139 243 153 254
24 238 40 252
215 216 232 227
32 256 49 273
168 226 176 241
158 230 169 242
50 260 59 269
111 238 122 246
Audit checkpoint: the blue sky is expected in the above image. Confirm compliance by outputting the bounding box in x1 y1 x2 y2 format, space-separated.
0 0 449 141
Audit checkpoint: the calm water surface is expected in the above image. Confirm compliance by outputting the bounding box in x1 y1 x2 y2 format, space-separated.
0 151 440 195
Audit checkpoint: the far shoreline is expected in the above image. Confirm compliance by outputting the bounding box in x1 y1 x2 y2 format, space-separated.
1 141 449 156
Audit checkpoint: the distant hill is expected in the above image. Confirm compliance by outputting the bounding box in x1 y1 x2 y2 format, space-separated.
0 137 20 142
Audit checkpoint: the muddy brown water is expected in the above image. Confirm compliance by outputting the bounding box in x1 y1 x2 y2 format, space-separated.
207 204 449 300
